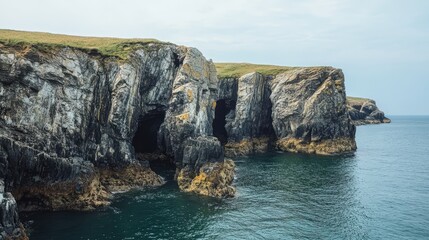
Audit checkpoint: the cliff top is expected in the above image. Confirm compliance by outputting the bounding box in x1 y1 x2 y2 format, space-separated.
0 29 164 59
215 63 294 78
347 96 373 103
215 62 331 78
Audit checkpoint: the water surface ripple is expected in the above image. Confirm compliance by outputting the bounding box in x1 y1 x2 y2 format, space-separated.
24 116 429 239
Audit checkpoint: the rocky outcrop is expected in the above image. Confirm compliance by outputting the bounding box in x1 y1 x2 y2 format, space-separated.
215 73 275 156
347 97 391 125
217 67 356 156
0 39 233 221
1 179 27 240
177 159 235 198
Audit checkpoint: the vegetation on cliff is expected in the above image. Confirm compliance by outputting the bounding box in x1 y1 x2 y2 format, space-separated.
0 29 163 59
215 62 332 78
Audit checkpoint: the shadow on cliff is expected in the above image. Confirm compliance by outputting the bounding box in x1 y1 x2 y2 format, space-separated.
132 111 175 180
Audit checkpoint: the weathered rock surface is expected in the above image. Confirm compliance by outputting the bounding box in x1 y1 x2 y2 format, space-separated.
217 67 356 156
347 97 391 125
177 159 235 198
0 179 27 240
0 40 233 225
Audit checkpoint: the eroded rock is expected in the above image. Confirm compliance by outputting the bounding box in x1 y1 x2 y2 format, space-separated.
217 67 356 156
0 41 234 217
347 97 391 125
0 179 27 240
177 159 235 198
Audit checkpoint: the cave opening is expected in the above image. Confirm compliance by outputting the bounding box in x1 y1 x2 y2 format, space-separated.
132 112 166 153
213 99 231 145
132 111 175 179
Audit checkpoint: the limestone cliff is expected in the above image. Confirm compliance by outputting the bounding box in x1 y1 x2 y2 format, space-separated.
215 64 357 156
347 97 391 125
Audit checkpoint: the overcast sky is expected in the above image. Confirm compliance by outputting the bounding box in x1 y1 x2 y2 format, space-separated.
1 0 428 115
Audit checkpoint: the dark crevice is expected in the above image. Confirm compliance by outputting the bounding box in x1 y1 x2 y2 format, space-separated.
132 112 165 153
132 111 176 179
213 99 234 145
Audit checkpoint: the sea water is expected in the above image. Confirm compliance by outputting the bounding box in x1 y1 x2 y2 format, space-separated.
23 116 429 239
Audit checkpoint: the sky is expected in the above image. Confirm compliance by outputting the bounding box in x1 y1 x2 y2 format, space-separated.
1 0 428 115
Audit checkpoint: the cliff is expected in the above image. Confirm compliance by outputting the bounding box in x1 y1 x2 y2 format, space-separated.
0 31 364 239
215 63 357 156
0 30 237 238
347 97 391 125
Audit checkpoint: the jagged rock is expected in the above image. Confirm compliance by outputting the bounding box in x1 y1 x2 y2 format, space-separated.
217 67 356 156
347 97 391 125
270 68 356 154
216 72 275 156
0 179 27 240
0 40 234 215
177 159 235 198
226 72 274 141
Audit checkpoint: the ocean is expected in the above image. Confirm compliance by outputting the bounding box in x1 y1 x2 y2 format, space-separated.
23 116 429 239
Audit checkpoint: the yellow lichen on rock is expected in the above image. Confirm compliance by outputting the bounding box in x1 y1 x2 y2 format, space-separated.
187 89 194 101
276 137 357 155
12 164 164 211
99 164 165 193
177 159 236 198
224 137 272 157
212 100 217 109
176 112 190 121
12 173 110 211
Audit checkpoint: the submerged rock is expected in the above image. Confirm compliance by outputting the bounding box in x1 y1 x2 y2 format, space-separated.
347 97 391 125
217 67 356 156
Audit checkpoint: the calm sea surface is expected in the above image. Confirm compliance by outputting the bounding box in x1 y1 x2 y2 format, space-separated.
23 116 429 239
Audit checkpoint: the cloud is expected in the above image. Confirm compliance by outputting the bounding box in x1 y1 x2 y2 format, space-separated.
1 0 428 114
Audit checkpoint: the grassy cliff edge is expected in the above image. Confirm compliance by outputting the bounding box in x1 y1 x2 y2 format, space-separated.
0 29 164 59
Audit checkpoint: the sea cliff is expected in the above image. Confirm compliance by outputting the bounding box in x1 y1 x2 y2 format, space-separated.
0 30 378 239
215 63 356 157
0 30 234 238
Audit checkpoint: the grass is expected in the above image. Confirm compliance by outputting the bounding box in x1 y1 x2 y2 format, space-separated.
347 96 371 102
215 63 295 78
0 29 163 59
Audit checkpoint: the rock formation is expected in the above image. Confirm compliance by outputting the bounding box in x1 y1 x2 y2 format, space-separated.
0 37 234 223
347 97 391 125
1 179 27 240
0 30 369 239
216 66 357 156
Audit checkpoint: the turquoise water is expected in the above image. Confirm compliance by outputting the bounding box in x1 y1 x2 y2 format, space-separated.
23 116 429 239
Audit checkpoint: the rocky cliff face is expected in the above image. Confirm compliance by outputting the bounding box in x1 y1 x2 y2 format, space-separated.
347 97 391 125
0 179 26 240
217 67 357 156
0 41 235 220
1 35 363 239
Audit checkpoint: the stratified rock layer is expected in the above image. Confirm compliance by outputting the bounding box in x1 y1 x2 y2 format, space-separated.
217 67 356 156
0 41 232 220
347 97 391 125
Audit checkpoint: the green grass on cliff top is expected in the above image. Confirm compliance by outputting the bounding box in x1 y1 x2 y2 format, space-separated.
215 63 295 78
347 96 371 102
0 29 162 59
